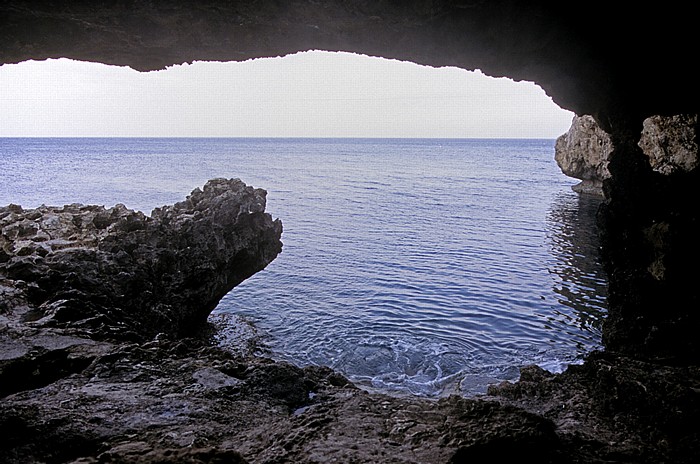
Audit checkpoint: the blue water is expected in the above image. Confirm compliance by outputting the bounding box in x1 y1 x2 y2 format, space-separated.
0 137 607 396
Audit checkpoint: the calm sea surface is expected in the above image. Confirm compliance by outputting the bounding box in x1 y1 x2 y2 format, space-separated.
0 138 608 396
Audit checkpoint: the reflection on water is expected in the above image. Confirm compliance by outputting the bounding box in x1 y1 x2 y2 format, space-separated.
0 137 610 397
546 191 608 338
211 141 611 397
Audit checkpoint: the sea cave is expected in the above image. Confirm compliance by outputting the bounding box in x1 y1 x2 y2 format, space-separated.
1 1 698 462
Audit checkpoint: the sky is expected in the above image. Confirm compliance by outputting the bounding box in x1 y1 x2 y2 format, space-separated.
0 50 574 138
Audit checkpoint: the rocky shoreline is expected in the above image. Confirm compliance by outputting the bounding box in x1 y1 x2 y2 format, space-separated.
2 179 699 463
554 114 698 197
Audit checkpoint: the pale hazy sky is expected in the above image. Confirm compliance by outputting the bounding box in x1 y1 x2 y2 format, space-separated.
0 50 574 138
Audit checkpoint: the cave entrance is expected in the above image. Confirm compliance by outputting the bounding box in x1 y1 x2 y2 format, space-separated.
0 51 607 396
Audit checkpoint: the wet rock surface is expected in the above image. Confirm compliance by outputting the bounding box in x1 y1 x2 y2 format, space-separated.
1 179 698 463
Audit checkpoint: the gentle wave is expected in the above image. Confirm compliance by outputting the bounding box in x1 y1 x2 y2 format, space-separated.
0 137 608 397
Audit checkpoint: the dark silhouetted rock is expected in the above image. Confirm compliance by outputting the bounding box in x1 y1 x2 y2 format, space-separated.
0 178 282 340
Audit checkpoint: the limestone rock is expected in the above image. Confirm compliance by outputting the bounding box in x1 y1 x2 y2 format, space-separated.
555 114 698 196
638 114 699 175
0 178 283 340
554 115 612 196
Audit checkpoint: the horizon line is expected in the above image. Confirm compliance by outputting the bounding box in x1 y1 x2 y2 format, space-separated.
0 135 560 140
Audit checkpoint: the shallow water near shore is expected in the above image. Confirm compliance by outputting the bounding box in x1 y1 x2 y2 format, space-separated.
0 137 607 397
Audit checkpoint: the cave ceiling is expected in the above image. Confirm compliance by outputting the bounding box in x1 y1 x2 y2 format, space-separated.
0 1 698 131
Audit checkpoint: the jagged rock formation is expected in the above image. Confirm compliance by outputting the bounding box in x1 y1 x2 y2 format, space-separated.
639 114 699 175
1 1 699 463
555 114 698 195
555 115 612 196
554 113 699 364
0 178 282 341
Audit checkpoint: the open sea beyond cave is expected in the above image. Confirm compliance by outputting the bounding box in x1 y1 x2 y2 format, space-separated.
0 137 608 397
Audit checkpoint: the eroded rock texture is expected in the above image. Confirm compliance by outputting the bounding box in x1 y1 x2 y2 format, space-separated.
639 114 699 175
555 115 613 196
0 178 282 341
555 114 699 195
552 113 700 360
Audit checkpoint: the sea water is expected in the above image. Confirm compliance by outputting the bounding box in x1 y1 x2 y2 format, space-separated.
0 137 608 396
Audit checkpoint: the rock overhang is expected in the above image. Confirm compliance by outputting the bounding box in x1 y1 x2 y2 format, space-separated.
0 178 283 340
1 0 698 123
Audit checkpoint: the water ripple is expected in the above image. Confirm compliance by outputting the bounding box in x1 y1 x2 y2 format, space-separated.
0 138 608 397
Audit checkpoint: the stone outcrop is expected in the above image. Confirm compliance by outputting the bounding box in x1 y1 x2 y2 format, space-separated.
554 113 698 366
555 114 698 196
0 177 283 401
639 114 699 175
0 178 282 341
555 115 613 196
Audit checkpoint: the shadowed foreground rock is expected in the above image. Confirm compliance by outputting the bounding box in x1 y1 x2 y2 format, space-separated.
1 333 698 463
1 179 699 463
0 177 282 399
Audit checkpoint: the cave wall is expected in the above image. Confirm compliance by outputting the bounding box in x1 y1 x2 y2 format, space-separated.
1 0 698 362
